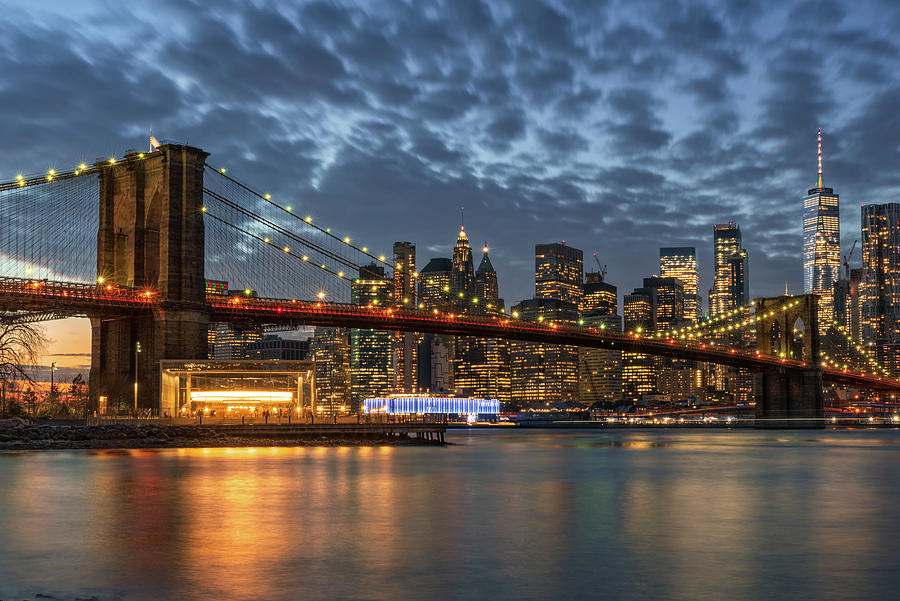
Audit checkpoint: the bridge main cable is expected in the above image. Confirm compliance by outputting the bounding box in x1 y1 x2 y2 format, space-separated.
204 165 400 275
202 187 362 273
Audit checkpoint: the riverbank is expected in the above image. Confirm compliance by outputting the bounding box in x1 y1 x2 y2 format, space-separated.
0 422 446 450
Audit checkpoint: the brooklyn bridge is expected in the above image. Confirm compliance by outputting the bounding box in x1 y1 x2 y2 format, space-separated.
1 144 895 422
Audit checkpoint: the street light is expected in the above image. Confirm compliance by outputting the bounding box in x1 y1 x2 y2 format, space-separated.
134 341 142 412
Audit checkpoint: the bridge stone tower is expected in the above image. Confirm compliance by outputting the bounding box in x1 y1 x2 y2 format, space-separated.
89 145 210 413
754 294 823 426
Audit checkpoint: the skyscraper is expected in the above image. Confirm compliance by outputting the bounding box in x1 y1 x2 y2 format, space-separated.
392 242 418 392
475 245 501 312
803 128 840 330
535 243 583 306
509 298 579 408
350 263 393 409
622 286 657 398
456 245 510 403
861 203 900 363
642 276 685 331
452 225 475 300
578 278 622 405
418 258 454 309
417 257 455 392
709 223 748 317
660 247 700 321
580 274 617 316
310 327 351 415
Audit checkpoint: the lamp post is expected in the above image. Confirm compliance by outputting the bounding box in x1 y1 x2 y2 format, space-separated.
134 342 141 413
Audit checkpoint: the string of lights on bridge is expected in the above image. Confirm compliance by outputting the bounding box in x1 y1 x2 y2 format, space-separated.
653 299 803 340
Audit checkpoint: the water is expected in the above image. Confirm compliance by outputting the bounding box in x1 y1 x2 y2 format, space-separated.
1 429 900 601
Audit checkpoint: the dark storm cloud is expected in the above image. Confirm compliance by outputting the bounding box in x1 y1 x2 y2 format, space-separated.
1 0 898 306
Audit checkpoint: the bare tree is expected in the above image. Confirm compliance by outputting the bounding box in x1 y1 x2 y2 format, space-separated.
0 318 49 417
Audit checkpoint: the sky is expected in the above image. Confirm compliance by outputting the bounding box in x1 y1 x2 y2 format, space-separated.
2 0 900 372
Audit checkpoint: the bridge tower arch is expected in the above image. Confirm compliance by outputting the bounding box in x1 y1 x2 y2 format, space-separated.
89 145 210 414
753 294 823 426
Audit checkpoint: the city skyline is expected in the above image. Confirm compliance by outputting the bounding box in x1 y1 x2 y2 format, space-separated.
5 0 900 373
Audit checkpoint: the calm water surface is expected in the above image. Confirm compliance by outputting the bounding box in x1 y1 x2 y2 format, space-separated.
1 429 900 601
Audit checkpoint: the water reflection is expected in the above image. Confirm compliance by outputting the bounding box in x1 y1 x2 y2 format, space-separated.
0 431 899 601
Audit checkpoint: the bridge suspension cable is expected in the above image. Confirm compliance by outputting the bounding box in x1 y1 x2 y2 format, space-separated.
204 165 402 277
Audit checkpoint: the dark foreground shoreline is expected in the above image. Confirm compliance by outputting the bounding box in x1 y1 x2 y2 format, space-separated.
0 422 446 450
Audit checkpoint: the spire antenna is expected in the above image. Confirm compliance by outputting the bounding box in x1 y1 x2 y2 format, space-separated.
817 127 823 189
460 206 464 230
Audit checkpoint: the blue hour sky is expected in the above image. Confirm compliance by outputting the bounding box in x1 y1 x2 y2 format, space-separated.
2 0 899 318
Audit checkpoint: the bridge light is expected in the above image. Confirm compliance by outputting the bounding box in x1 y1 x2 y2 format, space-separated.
219 167 226 173
305 216 312 223
512 311 519 318
265 194 271 199
317 292 325 300
379 255 385 261
244 289 251 295
79 164 87 170
338 271 344 278
286 205 292 212
343 237 350 243
201 206 207 212
97 276 104 284
16 174 23 180
362 247 368 252
138 153 145 159
283 246 290 252
263 237 270 243
302 255 309 261
109 158 115 164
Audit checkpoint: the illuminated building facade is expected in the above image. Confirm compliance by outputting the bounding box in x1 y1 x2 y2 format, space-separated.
834 267 862 347
709 223 748 317
578 312 622 404
581 275 616 315
310 327 351 415
623 287 656 398
803 129 840 332
660 247 700 321
211 323 262 360
509 298 579 408
363 395 499 416
417 258 455 393
535 243 583 306
418 258 454 310
350 263 394 409
393 242 418 392
642 276 685 331
861 203 900 374
159 360 315 418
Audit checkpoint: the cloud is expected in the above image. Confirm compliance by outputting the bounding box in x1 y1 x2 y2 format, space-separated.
0 0 897 309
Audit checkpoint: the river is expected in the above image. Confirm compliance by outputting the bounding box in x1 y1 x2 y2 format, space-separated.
1 429 899 601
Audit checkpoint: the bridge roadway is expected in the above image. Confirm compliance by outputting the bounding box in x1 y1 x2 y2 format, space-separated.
0 277 897 392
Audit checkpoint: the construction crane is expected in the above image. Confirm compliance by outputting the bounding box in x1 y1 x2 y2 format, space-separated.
843 239 858 280
593 253 607 283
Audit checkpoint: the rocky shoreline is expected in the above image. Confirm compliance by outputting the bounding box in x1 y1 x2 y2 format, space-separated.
0 421 445 450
